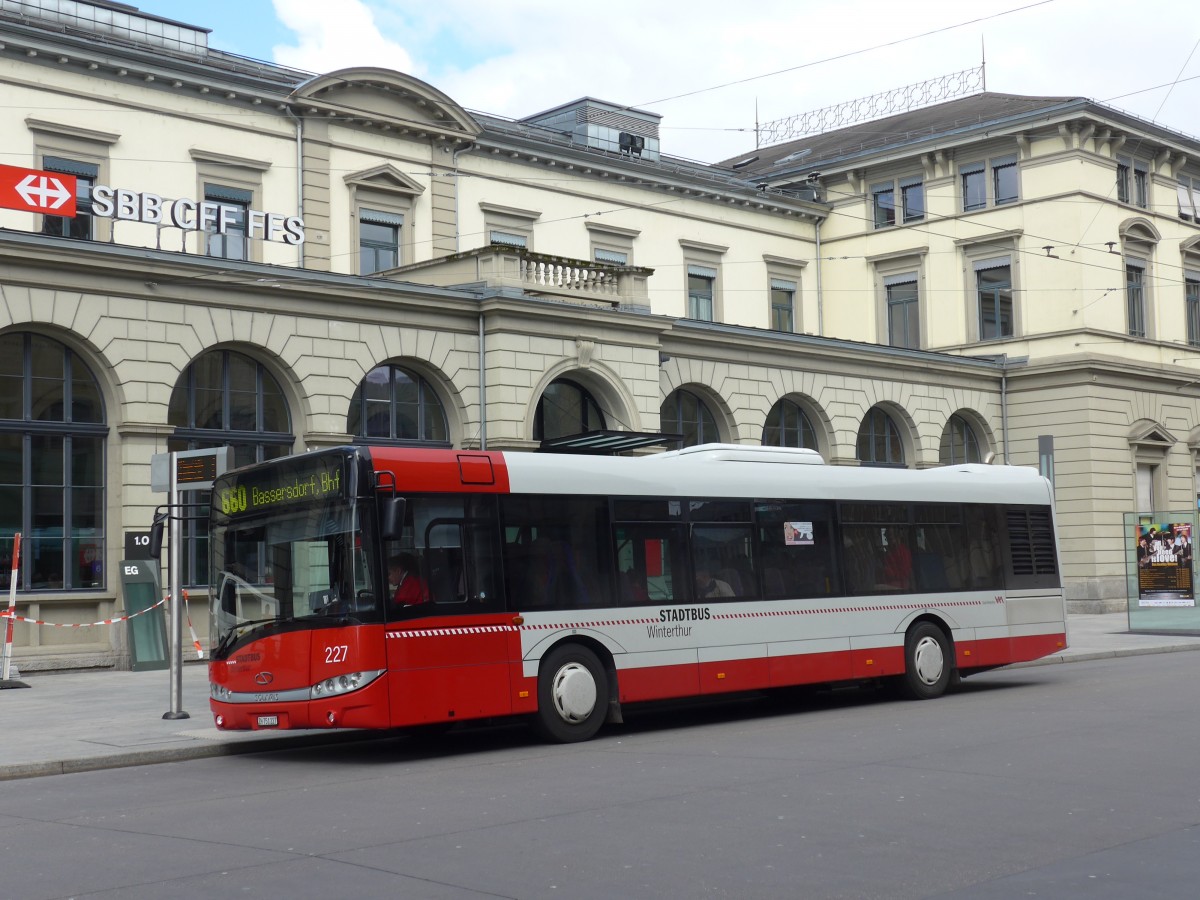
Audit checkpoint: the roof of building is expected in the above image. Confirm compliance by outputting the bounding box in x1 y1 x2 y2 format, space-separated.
724 91 1200 182
725 93 1082 178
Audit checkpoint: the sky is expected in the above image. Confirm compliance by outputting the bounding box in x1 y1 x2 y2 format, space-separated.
130 0 1200 164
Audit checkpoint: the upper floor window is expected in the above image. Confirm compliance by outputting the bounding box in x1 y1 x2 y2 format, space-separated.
872 181 896 228
1185 273 1200 347
1117 155 1150 209
885 274 920 349
40 156 97 241
770 279 796 332
1135 160 1149 208
871 175 923 228
1179 176 1199 222
348 364 449 444
992 155 1018 205
962 156 1018 211
594 248 628 265
762 398 817 450
203 183 250 261
359 209 403 274
0 332 107 592
687 266 716 321
489 230 527 248
900 175 925 222
975 258 1013 340
1126 261 1147 338
962 163 986 211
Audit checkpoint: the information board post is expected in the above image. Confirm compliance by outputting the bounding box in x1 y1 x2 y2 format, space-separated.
165 458 187 718
152 447 230 720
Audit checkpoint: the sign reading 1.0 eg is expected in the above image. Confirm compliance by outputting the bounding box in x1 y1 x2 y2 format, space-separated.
0 164 304 245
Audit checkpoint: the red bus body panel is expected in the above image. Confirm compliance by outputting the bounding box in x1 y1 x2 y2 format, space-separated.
385 614 517 725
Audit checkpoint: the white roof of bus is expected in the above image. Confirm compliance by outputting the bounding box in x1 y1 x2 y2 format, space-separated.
501 444 1052 507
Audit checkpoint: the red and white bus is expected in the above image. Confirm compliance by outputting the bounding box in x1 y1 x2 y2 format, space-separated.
206 444 1066 742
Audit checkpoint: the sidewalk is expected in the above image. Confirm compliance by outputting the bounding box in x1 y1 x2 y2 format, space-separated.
3 612 1199 781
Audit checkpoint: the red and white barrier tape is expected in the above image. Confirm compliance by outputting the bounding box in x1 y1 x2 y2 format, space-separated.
182 589 204 660
2 532 22 681
0 595 167 628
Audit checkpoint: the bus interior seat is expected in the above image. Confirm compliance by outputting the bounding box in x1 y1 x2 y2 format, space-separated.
763 567 788 597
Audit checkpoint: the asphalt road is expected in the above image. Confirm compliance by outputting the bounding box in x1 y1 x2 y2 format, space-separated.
2 653 1198 899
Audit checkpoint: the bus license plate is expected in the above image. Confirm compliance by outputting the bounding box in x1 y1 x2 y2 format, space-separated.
257 715 279 727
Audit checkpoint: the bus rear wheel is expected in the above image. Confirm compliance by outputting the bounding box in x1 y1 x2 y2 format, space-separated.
900 622 952 700
535 644 608 743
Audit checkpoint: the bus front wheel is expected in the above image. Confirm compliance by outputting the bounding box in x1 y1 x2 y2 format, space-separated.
535 644 608 743
901 622 953 700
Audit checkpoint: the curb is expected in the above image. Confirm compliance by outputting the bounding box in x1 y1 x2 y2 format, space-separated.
0 729 382 783
1011 642 1200 668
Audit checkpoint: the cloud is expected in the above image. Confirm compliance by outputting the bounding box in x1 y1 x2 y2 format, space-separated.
268 0 1200 163
271 0 417 76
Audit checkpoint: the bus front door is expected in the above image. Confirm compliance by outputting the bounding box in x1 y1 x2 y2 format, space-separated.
386 515 514 727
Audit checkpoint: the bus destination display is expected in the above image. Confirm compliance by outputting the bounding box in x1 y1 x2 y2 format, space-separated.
215 458 345 517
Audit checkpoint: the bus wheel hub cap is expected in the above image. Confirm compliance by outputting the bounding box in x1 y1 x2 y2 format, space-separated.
913 636 944 685
552 663 597 723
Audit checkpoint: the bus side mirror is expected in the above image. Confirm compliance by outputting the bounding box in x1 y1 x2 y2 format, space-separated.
379 496 406 540
148 516 165 559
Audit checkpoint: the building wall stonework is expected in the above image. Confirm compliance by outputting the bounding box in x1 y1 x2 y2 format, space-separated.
9 5 1200 667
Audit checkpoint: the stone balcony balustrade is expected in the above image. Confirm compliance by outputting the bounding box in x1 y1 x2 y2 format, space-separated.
386 243 653 310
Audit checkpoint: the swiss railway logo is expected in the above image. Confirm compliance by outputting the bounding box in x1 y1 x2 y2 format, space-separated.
0 164 77 216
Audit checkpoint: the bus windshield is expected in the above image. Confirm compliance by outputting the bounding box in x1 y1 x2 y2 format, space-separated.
210 501 376 658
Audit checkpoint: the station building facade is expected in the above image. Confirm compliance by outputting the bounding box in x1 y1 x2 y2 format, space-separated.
0 1 1197 669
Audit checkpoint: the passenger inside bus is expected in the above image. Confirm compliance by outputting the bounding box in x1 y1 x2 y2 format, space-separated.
389 553 429 606
881 527 914 589
618 569 651 603
694 567 734 599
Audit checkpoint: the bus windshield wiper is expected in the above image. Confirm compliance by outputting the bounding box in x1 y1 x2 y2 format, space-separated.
214 617 290 657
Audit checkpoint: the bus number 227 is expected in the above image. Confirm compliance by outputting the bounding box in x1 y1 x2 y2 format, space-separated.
325 645 348 664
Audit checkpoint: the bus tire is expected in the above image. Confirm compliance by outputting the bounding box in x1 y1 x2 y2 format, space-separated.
535 644 608 743
900 622 952 700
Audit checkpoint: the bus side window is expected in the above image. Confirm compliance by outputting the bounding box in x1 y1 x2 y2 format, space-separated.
613 524 686 605
914 503 967 592
499 495 611 611
755 501 839 599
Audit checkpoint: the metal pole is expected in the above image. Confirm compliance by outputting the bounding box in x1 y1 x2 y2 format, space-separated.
163 454 189 719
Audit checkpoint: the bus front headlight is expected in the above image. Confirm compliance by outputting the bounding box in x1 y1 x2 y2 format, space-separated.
310 669 384 699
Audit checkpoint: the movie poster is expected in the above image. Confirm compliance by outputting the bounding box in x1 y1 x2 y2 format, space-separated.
1135 521 1194 606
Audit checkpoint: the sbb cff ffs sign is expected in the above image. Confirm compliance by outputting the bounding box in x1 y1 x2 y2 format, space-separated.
0 164 77 216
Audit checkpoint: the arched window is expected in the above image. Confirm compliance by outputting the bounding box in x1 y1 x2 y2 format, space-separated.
856 406 905 466
0 332 107 591
939 414 981 464
661 389 719 448
348 364 448 444
763 398 818 450
168 349 294 586
534 379 605 441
